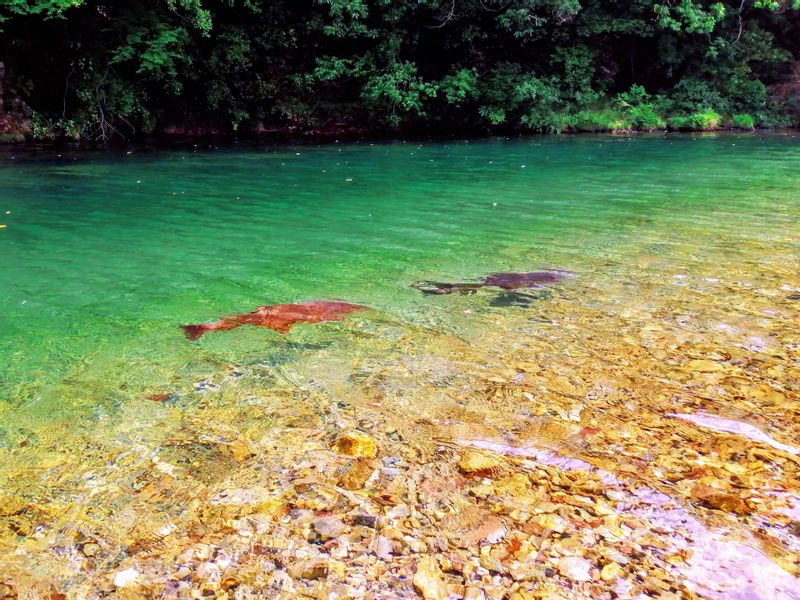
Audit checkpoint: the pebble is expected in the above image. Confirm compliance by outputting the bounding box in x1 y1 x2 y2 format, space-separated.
684 359 726 373
340 459 376 489
387 503 411 519
413 556 449 600
465 587 486 600
557 556 592 582
600 561 624 582
288 558 328 580
334 431 378 458
113 567 140 588
351 514 379 528
459 450 500 473
312 516 346 540
80 542 100 557
375 536 394 560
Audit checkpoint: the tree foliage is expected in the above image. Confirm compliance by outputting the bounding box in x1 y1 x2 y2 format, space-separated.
1 0 798 139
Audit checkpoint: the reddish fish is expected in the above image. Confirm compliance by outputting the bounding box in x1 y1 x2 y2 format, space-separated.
181 300 368 340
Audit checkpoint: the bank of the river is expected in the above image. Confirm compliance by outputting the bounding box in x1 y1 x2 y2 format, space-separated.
0 117 790 146
1 134 799 598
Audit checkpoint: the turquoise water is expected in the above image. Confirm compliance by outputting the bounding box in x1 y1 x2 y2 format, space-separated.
2 134 800 596
1 134 798 426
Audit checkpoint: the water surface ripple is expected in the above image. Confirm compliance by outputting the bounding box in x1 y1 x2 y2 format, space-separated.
0 134 799 597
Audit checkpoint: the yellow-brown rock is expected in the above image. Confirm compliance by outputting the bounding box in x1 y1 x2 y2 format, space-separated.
600 562 623 582
413 556 449 600
458 450 500 473
339 459 377 490
334 431 378 458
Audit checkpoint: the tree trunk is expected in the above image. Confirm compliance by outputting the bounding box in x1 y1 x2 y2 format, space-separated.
0 61 5 113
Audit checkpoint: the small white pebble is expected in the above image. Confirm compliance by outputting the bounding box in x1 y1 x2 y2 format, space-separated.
114 567 139 587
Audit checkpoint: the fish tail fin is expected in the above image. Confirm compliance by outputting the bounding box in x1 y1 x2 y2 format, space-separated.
181 324 207 340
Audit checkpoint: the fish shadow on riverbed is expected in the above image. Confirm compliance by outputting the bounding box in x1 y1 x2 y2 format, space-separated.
489 289 552 308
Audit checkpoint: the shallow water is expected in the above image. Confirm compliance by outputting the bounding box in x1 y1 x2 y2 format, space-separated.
1 134 799 597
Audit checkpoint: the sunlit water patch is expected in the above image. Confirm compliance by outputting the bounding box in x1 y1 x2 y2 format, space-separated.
0 134 799 597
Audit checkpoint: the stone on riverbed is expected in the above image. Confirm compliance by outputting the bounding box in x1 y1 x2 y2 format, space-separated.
312 516 346 541
558 556 592 582
339 459 377 489
288 558 328 580
334 431 378 458
413 556 449 600
459 450 501 473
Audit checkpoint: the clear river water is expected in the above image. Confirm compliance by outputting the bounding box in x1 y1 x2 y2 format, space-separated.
0 134 799 598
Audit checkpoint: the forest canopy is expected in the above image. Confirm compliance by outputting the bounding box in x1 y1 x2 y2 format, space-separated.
1 0 799 140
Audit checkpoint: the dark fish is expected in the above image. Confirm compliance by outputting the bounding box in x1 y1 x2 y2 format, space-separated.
411 270 573 296
182 300 368 340
483 271 571 289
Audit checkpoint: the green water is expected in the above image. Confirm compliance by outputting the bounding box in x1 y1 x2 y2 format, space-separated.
0 133 798 429
2 134 800 596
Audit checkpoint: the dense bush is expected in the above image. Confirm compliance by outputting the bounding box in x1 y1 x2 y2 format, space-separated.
731 113 757 128
1 1 799 140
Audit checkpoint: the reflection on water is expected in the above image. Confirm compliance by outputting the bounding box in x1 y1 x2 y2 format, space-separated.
670 412 800 456
456 437 800 599
0 134 799 597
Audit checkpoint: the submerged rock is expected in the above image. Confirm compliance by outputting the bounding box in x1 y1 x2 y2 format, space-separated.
459 450 501 473
413 556 449 600
558 556 592 582
113 567 140 588
312 517 346 541
334 431 378 458
288 558 328 580
600 562 623 582
339 459 376 490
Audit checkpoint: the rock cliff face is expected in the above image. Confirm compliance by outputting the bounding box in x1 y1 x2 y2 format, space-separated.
0 61 32 142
